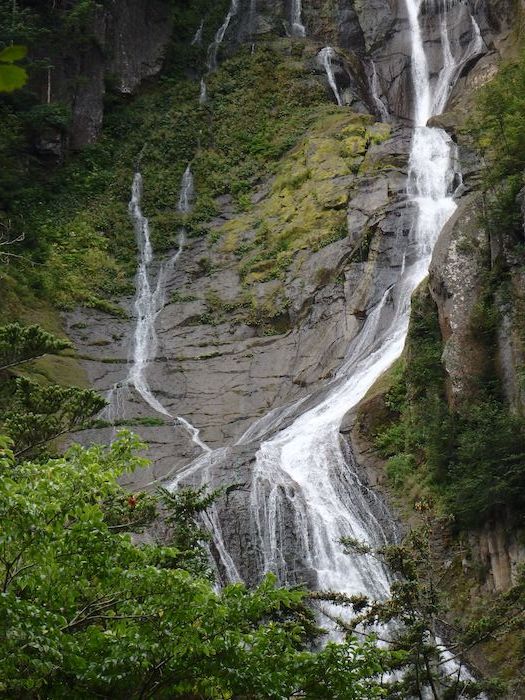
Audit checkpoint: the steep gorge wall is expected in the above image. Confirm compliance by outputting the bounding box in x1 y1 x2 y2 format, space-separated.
58 0 522 600
61 3 509 460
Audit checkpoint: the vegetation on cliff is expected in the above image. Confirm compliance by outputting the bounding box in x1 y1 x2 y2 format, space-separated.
0 0 336 319
369 286 525 530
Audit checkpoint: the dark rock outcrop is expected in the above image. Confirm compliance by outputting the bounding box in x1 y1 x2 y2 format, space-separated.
33 0 172 152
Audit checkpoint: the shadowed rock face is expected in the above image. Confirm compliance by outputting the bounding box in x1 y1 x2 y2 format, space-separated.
33 0 172 152
226 0 511 119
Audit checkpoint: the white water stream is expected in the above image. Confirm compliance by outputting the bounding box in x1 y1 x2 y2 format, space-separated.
162 0 487 687
318 47 343 106
104 166 210 453
207 0 240 72
198 0 240 105
291 0 306 37
370 60 390 121
191 20 204 47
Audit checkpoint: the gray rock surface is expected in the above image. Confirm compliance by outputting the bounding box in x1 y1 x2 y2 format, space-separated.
66 123 414 486
428 194 489 406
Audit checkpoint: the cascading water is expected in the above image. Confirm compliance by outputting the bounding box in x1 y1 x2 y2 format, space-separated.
431 2 486 115
238 0 466 601
172 0 484 594
318 47 343 107
103 166 210 453
369 60 389 122
191 20 204 46
291 0 305 37
168 3 486 685
207 0 240 72
199 78 207 105
127 170 188 415
198 0 240 105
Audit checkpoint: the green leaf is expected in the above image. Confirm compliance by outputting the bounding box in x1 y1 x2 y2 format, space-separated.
0 64 27 93
0 45 27 63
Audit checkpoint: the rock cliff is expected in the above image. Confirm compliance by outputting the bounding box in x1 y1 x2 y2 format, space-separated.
62 0 521 593
30 0 173 156
2 0 525 688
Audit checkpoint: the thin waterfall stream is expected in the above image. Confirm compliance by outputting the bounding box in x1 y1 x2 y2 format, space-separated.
104 166 210 453
199 0 240 103
318 47 343 106
291 0 306 37
369 60 390 121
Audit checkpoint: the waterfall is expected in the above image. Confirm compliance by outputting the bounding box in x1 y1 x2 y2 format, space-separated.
207 0 240 72
191 20 204 46
238 0 467 601
127 171 169 415
318 47 343 106
103 166 210 453
431 2 485 115
177 164 194 214
369 61 389 121
197 0 240 104
291 0 305 37
169 0 486 641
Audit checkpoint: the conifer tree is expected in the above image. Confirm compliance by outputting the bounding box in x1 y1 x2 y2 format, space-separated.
0 322 105 458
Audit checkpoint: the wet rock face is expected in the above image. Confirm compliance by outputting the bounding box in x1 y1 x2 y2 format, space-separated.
64 0 519 587
66 0 513 478
35 0 514 155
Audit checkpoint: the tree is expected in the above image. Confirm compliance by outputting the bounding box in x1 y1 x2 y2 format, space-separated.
0 322 71 371
0 432 391 699
158 484 224 579
318 503 514 699
0 322 106 458
3 376 106 459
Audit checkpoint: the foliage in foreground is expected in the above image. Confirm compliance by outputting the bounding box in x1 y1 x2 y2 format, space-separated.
0 432 390 699
0 322 105 458
328 504 519 699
